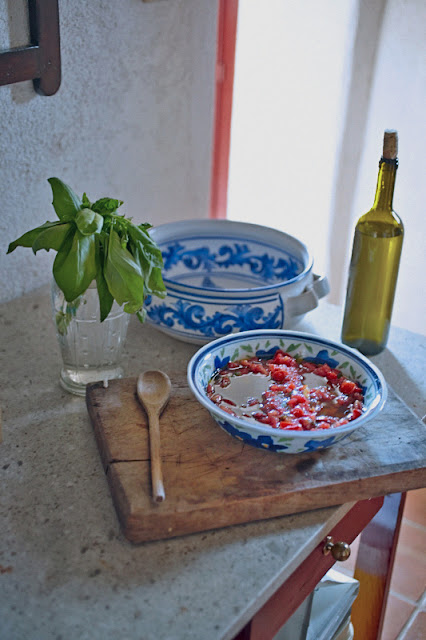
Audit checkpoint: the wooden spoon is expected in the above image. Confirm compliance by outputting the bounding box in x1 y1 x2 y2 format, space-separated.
137 370 171 503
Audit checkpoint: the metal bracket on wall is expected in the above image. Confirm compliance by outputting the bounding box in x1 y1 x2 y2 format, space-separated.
0 0 61 96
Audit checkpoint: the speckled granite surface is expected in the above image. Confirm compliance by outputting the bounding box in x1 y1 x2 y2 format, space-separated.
0 286 424 640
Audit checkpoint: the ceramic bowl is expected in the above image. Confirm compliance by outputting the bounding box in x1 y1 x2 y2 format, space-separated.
187 330 387 454
146 219 329 344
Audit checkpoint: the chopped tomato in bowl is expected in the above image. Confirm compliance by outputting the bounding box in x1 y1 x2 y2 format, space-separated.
187 330 387 454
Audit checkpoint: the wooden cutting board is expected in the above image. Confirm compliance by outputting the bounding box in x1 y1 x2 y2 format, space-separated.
86 377 426 544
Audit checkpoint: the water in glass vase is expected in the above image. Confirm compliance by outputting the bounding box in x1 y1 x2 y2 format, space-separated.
51 281 130 395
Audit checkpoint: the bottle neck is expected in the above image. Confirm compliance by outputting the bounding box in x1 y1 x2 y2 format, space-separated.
372 158 397 210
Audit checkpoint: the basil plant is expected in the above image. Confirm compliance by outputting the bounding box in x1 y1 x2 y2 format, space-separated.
7 178 166 322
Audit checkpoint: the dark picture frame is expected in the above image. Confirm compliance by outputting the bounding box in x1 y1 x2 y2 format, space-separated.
0 0 60 96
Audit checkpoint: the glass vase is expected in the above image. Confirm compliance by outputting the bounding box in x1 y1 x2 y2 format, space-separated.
51 280 130 396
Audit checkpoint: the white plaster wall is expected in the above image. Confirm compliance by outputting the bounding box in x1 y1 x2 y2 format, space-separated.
227 0 357 276
0 0 217 302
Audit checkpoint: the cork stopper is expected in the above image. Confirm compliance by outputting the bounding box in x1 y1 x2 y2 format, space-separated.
383 130 398 160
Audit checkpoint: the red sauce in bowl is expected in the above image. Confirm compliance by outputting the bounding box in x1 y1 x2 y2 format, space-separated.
206 349 364 431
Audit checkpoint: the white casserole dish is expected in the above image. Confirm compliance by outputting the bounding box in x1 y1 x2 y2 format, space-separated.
146 219 329 344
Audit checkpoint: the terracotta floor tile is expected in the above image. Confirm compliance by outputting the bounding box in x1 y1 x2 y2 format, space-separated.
390 547 426 602
404 489 426 528
400 609 426 639
398 521 426 556
380 593 415 640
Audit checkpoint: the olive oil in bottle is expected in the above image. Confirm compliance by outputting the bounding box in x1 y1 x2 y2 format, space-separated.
341 130 403 356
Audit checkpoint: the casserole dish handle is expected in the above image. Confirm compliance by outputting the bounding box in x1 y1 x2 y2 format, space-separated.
286 274 330 316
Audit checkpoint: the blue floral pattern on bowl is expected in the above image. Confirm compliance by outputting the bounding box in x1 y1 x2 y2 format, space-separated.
145 297 284 339
187 330 387 454
215 418 352 453
162 240 303 286
217 419 291 452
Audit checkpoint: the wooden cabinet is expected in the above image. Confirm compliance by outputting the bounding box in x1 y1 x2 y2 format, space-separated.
233 496 387 640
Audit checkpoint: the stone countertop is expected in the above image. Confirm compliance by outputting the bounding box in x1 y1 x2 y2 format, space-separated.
0 286 424 640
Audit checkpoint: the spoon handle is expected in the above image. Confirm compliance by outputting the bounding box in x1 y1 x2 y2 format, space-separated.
147 408 165 503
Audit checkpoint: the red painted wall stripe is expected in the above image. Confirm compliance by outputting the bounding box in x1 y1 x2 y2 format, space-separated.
209 0 239 219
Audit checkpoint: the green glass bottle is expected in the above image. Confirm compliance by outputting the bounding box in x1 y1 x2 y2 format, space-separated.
341 130 403 356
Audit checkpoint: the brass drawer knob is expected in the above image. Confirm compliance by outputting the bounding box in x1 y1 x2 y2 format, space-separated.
322 535 351 562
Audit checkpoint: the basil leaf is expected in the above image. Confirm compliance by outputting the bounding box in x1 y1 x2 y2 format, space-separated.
123 300 143 314
91 197 123 214
104 229 145 307
75 208 104 236
128 237 149 275
32 222 72 253
96 271 114 322
53 229 97 302
130 239 166 298
7 221 63 253
136 308 147 324
48 177 82 222
95 237 113 322
82 192 91 208
127 223 164 268
146 265 167 298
